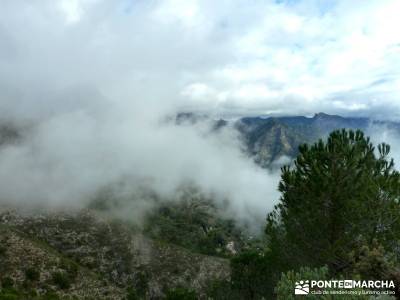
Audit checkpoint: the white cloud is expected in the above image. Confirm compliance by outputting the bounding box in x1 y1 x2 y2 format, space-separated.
153 0 201 27
58 0 98 24
181 83 216 101
59 0 84 23
181 0 400 118
1 0 399 118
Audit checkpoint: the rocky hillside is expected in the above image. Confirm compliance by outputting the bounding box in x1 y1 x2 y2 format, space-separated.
235 113 400 167
173 112 400 167
0 210 230 299
235 117 310 167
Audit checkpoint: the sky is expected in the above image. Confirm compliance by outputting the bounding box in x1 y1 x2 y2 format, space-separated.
0 1 399 227
0 0 400 120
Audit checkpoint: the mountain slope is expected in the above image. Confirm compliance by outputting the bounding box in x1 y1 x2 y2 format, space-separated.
173 111 400 167
236 113 400 167
236 118 311 167
0 221 124 299
0 210 230 299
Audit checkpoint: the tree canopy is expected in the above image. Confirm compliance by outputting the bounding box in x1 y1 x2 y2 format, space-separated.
260 129 400 297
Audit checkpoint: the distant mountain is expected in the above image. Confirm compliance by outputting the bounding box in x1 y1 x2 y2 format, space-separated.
175 112 209 125
172 111 400 168
175 112 228 131
235 113 400 167
236 117 308 167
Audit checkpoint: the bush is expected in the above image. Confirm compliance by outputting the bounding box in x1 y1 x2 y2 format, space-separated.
230 250 277 299
1 277 14 289
40 292 62 300
133 270 149 296
59 259 78 281
165 287 197 300
51 272 71 290
126 287 139 300
206 279 240 300
349 242 396 281
0 245 7 256
25 267 40 281
0 289 20 300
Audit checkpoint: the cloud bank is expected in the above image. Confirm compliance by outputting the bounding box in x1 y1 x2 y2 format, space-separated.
1 0 400 119
0 1 399 224
0 105 280 225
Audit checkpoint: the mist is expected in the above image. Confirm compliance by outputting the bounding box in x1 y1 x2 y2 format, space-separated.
0 100 280 226
0 1 288 227
368 124 400 170
1 1 399 229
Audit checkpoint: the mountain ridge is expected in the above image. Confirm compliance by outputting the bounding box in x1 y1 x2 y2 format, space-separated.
234 113 400 167
174 111 400 167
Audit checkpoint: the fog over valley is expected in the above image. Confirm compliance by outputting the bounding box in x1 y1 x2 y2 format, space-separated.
1 2 400 224
0 107 281 226
1 1 400 298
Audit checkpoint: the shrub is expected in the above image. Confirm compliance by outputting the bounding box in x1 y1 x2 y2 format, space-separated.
165 287 197 300
126 287 139 300
230 250 277 299
25 267 40 281
133 270 149 296
1 277 14 289
206 279 240 300
0 245 7 256
59 259 78 281
51 272 71 290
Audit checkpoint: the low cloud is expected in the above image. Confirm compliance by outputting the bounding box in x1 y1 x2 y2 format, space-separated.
0 103 280 226
0 0 399 228
368 124 400 169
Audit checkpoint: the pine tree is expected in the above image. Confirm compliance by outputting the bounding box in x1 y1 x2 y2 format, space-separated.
266 129 400 274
